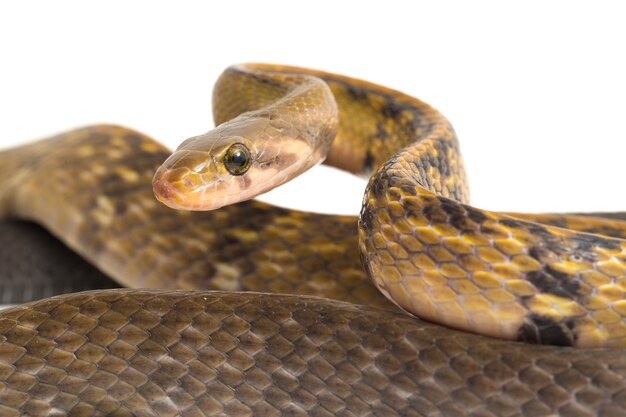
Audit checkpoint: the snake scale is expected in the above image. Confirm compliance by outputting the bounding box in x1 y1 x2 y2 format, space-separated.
0 64 626 416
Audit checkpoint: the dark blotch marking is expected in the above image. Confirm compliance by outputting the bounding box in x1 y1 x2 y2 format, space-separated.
375 122 389 140
368 158 401 200
503 217 619 254
526 223 555 240
479 225 499 235
345 85 369 102
402 199 422 223
479 224 509 238
527 267 580 299
421 205 448 223
502 219 572 258
517 314 575 346
122 133 146 149
501 218 554 240
242 70 285 89
574 233 620 251
500 219 523 229
440 202 487 229
387 174 401 189
387 188 401 201
582 225 626 240
543 217 568 229
370 176 388 200
381 99 402 119
449 215 477 232
440 202 464 217
400 184 416 196
465 206 488 224
527 246 549 261
408 117 432 139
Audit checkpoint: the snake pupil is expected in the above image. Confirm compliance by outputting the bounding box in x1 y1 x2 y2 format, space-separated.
223 143 251 175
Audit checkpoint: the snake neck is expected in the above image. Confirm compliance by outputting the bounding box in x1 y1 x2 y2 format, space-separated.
213 64 338 159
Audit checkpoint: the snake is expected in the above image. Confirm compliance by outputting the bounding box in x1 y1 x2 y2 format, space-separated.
0 64 626 416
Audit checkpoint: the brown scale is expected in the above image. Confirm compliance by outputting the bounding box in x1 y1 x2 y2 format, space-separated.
0 64 625 416
0 289 623 417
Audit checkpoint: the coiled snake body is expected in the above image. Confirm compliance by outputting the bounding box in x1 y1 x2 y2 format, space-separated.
0 64 625 416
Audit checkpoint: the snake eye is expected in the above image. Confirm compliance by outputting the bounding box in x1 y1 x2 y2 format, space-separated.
223 143 252 175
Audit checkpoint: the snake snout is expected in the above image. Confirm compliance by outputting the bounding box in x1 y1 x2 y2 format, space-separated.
152 167 186 208
153 164 219 211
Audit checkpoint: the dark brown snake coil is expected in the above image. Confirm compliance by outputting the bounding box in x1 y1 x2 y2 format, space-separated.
0 64 625 416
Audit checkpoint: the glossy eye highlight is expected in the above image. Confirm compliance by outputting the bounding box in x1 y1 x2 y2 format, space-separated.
223 143 252 175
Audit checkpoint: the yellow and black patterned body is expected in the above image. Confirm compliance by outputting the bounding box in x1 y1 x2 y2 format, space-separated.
0 64 626 416
202 64 626 349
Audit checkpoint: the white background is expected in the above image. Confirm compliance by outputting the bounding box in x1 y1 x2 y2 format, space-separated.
0 1 625 216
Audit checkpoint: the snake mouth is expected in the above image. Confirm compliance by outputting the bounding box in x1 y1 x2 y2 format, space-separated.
152 168 192 210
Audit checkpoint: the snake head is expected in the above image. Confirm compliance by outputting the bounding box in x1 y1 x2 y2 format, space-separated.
153 117 321 211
